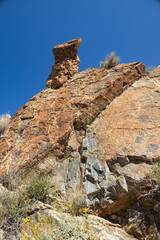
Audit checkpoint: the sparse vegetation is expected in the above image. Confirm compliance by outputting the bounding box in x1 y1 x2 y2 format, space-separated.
67 196 88 216
0 187 29 232
0 173 94 239
21 211 94 240
145 65 156 72
26 174 50 203
0 174 50 232
0 171 21 191
100 52 120 69
0 114 11 135
152 162 160 183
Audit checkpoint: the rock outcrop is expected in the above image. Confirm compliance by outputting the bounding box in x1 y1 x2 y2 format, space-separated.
46 38 82 89
0 61 145 176
21 201 137 240
0 39 160 239
88 65 160 208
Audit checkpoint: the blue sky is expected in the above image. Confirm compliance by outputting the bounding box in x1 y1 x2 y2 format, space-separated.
0 0 160 117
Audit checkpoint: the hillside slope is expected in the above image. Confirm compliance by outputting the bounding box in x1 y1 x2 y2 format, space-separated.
0 38 160 240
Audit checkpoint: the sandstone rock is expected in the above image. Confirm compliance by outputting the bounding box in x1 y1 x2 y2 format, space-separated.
46 38 82 89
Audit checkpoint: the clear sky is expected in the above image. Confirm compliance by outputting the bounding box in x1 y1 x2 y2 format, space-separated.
0 0 160 117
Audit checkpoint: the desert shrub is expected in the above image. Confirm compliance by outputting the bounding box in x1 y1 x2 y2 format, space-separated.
26 175 50 203
152 162 160 183
100 52 120 69
0 188 28 230
67 197 89 216
0 114 11 135
145 65 156 73
0 172 21 191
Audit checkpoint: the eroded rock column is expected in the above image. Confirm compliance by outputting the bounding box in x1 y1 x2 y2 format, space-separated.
46 38 82 89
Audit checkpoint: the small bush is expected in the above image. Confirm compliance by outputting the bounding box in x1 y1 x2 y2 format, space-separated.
67 197 89 216
0 172 21 191
26 175 50 203
100 52 120 69
0 188 28 230
0 174 51 237
0 114 11 135
145 65 156 72
152 162 160 183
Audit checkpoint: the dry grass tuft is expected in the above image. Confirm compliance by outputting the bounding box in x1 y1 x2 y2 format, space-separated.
152 162 160 183
100 52 120 69
0 114 11 135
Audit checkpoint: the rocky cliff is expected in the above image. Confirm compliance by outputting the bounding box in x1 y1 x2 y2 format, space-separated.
0 38 160 240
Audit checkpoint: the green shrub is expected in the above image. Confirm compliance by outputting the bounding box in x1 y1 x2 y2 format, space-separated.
0 174 51 238
26 175 50 203
100 52 120 69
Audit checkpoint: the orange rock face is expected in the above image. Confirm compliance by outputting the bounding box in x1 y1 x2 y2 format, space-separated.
46 38 82 89
91 66 160 239
93 66 160 163
0 62 144 176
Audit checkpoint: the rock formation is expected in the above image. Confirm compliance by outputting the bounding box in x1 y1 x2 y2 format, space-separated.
0 61 144 176
46 38 82 89
0 38 160 239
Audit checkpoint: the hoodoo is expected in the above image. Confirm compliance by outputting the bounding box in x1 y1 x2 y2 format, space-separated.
46 38 82 89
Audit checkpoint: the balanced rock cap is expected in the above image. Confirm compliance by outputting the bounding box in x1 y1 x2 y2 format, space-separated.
53 38 82 62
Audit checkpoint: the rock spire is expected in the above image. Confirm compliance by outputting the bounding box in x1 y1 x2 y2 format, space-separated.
46 38 82 89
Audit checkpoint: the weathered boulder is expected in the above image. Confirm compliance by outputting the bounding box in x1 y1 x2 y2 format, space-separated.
46 38 82 89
